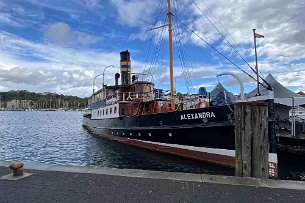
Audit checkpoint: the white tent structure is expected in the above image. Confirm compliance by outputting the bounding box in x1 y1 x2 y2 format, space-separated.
246 74 305 107
246 74 305 123
210 82 235 102
274 97 305 107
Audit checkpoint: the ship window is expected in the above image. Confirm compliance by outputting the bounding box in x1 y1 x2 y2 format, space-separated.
110 107 112 114
114 106 117 113
135 85 143 92
144 86 149 92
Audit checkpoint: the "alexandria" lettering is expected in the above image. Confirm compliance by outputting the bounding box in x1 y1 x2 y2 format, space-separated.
180 112 216 120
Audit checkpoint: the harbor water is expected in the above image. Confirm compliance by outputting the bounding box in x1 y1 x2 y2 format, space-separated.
0 111 304 181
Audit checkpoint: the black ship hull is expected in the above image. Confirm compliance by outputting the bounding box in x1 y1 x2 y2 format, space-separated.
83 105 278 178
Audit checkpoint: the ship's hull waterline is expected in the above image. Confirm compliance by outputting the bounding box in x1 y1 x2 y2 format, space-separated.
83 106 278 178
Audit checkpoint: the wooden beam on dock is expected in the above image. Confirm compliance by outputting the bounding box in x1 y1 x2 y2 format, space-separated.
235 101 269 179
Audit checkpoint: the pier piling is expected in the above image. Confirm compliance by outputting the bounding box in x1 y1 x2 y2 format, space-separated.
235 101 269 179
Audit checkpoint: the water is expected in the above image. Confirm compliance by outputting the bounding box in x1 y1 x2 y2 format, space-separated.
0 111 304 180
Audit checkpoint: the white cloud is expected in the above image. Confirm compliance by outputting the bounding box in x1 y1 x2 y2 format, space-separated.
0 31 120 97
110 0 159 27
190 0 305 64
0 53 21 70
0 31 161 97
84 0 102 9
221 73 255 87
1 0 304 96
74 31 98 45
161 0 305 92
43 22 98 46
25 0 82 14
43 22 73 46
0 12 24 27
0 85 9 92
276 69 305 89
192 82 216 89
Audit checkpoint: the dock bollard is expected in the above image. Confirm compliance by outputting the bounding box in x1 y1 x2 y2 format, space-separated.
9 161 24 176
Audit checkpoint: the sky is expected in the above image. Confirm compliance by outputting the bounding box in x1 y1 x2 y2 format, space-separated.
0 0 304 98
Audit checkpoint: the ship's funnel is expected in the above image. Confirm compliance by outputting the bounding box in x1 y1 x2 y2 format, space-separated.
120 50 131 85
115 73 120 86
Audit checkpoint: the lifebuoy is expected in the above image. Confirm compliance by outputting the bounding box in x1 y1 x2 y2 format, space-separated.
196 99 208 108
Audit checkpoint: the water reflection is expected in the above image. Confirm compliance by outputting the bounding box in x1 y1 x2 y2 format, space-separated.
0 111 303 180
0 111 233 176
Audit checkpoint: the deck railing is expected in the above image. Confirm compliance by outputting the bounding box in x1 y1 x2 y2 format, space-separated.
113 91 154 103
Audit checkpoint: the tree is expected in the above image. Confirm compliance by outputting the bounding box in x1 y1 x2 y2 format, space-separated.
0 90 87 109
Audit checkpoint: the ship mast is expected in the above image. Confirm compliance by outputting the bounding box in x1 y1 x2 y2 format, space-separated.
167 0 175 109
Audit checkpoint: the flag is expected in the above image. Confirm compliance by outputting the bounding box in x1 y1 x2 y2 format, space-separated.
255 33 264 38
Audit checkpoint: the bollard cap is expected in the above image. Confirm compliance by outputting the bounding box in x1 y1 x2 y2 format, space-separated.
9 161 24 169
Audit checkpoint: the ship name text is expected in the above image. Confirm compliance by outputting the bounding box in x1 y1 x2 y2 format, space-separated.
180 112 215 120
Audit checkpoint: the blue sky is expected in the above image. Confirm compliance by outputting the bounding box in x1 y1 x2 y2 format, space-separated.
0 0 304 98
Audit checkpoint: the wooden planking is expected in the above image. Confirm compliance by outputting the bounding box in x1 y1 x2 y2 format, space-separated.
234 103 243 177
235 103 252 177
235 101 269 179
251 102 269 178
243 104 252 177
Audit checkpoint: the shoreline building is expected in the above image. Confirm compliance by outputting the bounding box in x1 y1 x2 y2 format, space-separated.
6 99 32 110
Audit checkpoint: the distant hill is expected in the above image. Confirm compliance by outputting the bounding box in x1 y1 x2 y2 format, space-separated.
0 90 87 108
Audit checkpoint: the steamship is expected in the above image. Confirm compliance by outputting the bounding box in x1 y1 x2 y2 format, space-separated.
83 0 278 178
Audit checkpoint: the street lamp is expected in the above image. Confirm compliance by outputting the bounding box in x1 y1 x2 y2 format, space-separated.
93 73 102 94
103 65 115 87
92 65 115 94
